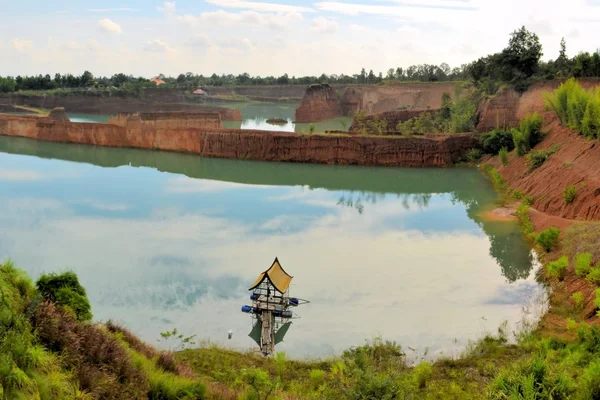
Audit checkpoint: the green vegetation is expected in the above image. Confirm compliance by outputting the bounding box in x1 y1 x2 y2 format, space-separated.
512 113 544 156
526 144 559 171
36 271 92 321
482 130 514 154
571 291 585 310
536 227 561 252
498 147 509 165
575 253 593 276
564 184 577 204
545 78 600 139
466 148 483 163
396 90 479 135
546 256 569 280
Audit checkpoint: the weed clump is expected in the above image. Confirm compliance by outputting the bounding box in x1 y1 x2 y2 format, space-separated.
572 292 585 310
564 185 577 204
536 227 561 252
575 253 593 276
546 256 569 280
499 147 509 165
413 362 432 389
36 271 92 321
512 113 544 156
527 145 559 171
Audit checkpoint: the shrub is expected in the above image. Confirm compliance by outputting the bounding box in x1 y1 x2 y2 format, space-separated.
483 130 515 154
581 92 600 139
413 362 432 389
527 145 559 171
308 124 316 134
36 271 92 321
580 359 600 399
575 253 593 276
588 268 600 285
564 185 577 204
595 289 600 310
546 256 569 280
466 148 483 163
487 357 574 399
566 318 578 330
309 369 326 390
499 147 509 165
572 292 585 310
512 113 544 156
545 78 600 139
536 227 561 252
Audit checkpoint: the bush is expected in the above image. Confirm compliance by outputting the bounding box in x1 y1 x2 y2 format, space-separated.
466 148 483 163
595 289 600 310
527 145 559 171
588 267 600 285
413 362 432 389
564 185 577 204
499 147 509 165
582 92 600 139
36 271 92 321
571 292 585 310
536 227 561 252
545 78 600 139
487 357 574 399
546 256 569 280
483 130 515 154
575 253 593 276
581 359 600 399
512 113 544 156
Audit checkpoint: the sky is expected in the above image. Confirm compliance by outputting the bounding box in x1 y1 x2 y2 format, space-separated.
1 0 599 78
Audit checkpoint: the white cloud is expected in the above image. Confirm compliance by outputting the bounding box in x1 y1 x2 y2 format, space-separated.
311 17 339 34
205 0 314 13
98 18 122 33
157 1 176 15
144 39 176 53
88 8 136 12
62 40 101 51
176 14 199 25
11 39 33 52
0 169 43 181
199 9 303 30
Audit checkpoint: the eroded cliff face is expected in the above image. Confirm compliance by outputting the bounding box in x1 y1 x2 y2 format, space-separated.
295 84 343 123
108 112 223 130
0 113 479 167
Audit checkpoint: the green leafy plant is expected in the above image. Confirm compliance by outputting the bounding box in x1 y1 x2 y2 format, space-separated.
159 328 197 351
512 113 544 156
308 124 316 134
571 291 585 311
575 253 593 276
547 256 569 280
483 130 515 154
564 185 577 204
588 267 600 285
527 145 559 171
466 148 483 163
536 227 561 252
595 289 600 310
413 361 432 389
499 147 509 165
566 318 578 330
36 271 92 321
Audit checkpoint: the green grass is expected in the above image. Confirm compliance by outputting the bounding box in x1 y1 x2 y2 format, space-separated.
575 253 593 276
547 256 569 280
564 185 577 204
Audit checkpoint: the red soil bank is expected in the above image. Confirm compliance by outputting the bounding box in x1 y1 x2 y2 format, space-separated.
108 112 223 130
489 116 600 221
0 114 479 167
2 92 242 121
295 84 342 123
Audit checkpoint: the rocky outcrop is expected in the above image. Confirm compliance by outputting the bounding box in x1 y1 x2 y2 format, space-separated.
295 84 343 123
0 113 480 167
340 83 458 116
205 85 306 102
48 107 69 122
349 109 437 133
476 88 520 132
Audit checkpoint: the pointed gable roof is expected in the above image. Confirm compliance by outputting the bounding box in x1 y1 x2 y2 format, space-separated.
249 258 293 294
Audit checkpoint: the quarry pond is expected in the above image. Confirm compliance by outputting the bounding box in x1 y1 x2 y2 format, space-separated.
0 135 543 359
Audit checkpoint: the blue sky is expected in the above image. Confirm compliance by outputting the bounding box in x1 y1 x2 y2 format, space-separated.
1 0 599 77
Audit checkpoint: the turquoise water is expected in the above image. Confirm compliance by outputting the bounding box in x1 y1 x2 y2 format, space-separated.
0 136 541 358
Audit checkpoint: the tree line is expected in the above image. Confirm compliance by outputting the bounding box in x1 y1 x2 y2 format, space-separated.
0 27 599 95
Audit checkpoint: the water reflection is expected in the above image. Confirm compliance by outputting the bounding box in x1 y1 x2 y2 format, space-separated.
0 135 540 358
